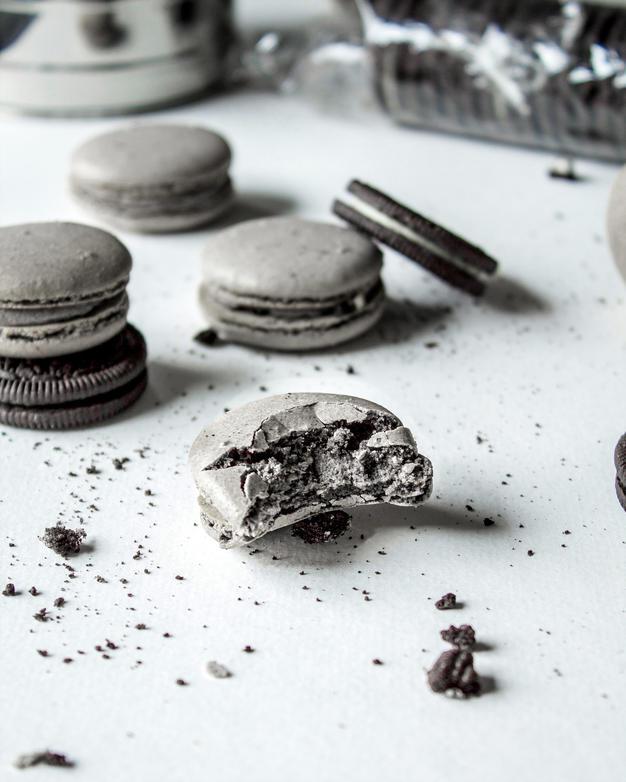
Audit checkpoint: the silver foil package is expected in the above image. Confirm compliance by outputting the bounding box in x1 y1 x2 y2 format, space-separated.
361 0 626 161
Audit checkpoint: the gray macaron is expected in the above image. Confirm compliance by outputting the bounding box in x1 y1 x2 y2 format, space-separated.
608 164 626 284
0 222 131 358
189 392 433 547
70 124 233 233
199 217 385 350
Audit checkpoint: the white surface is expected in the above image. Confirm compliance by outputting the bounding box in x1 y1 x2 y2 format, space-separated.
1 68 625 782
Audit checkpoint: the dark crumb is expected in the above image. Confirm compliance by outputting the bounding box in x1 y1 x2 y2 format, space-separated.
483 518 495 527
163 632 172 638
194 328 220 347
548 158 583 182
440 624 476 650
53 597 65 608
135 623 147 630
372 658 384 665
175 575 184 580
242 645 255 653
427 649 481 698
346 365 356 374
29 586 39 596
207 661 233 679
3 582 16 596
424 341 439 349
435 592 457 610
527 549 535 557
291 510 351 544
63 658 73 664
95 575 107 583
86 465 100 475
37 649 49 657
33 608 50 623
14 751 74 769
40 524 86 557
112 457 130 471
175 678 188 686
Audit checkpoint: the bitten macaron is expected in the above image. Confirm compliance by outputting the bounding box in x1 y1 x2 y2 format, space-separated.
70 124 233 233
199 216 385 350
0 221 147 429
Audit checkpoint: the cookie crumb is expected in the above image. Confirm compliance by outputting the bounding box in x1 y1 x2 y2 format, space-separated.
53 597 65 608
40 524 86 557
175 678 187 686
194 328 220 347
435 592 457 610
242 645 255 653
2 582 16 596
14 751 74 769
440 624 476 650
483 518 495 527
372 658 384 665
427 649 481 698
29 586 39 596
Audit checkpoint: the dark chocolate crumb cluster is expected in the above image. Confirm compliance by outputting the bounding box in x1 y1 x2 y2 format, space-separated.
14 750 74 769
440 624 476 650
435 592 457 610
291 510 351 544
427 649 481 698
40 524 86 557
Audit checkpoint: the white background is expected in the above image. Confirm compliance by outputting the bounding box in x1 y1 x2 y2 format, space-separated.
1 2 625 781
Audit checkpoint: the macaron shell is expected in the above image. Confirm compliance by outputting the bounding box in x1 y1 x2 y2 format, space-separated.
0 222 131 305
201 217 383 301
607 165 626 283
76 181 234 235
71 124 231 188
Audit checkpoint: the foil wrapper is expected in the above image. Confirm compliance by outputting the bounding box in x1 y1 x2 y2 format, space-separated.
362 0 626 161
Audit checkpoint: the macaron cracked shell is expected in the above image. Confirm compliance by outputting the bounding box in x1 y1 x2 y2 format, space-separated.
199 217 385 350
70 124 233 233
189 392 433 547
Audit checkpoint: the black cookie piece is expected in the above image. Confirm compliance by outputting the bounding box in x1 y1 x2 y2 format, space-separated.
615 432 626 512
0 324 147 430
291 510 351 543
427 649 481 697
435 592 457 610
333 180 498 296
440 624 476 650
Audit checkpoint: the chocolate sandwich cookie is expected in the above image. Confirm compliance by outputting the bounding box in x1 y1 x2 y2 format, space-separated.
615 432 626 512
189 392 433 547
0 222 131 358
0 326 147 430
333 180 498 295
70 124 233 234
199 217 385 350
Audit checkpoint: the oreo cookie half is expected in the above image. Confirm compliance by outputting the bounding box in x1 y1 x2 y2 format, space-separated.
0 324 147 430
615 432 626 512
332 180 498 295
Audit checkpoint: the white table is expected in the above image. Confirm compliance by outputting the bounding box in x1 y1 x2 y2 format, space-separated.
1 9 625 780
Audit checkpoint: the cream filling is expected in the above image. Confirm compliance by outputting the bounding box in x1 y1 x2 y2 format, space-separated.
339 191 472 273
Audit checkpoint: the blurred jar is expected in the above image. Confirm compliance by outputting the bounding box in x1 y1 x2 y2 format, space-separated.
0 0 234 116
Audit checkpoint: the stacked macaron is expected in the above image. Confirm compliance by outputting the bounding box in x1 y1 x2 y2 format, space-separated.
198 216 385 350
0 221 147 429
70 124 233 233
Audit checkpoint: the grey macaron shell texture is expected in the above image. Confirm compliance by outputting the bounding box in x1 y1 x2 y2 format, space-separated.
200 217 385 350
71 124 233 233
189 392 432 547
608 165 626 284
0 222 131 358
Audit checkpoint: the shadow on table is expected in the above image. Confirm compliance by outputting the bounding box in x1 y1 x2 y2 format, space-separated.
216 190 298 229
483 274 550 314
244 501 508 569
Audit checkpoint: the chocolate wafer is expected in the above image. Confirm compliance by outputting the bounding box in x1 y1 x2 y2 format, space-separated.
0 324 147 430
332 180 498 295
